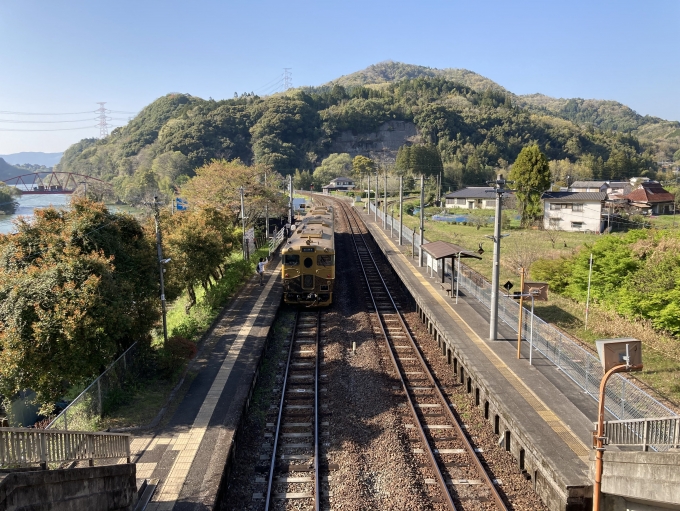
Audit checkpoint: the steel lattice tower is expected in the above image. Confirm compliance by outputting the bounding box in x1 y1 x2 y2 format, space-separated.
96 102 110 138
283 68 293 90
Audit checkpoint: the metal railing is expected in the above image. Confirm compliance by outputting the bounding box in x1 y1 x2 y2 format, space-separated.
269 227 286 254
47 343 138 432
367 203 677 422
0 427 130 468
596 416 680 451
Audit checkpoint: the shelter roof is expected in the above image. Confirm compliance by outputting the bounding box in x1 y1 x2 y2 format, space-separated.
421 241 482 260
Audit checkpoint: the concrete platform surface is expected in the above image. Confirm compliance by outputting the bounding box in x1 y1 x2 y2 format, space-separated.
359 207 596 511
129 263 282 511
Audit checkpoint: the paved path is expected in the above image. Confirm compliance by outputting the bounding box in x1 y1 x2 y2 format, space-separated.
130 262 282 511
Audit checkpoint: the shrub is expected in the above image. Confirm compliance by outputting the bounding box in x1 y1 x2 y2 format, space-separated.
159 336 197 377
530 257 572 293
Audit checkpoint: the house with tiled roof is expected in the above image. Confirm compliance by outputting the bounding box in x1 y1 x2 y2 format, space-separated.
444 187 499 209
624 182 676 215
569 181 608 193
541 191 608 232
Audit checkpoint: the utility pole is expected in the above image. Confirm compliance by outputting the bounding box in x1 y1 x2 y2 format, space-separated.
383 172 387 229
439 171 442 204
152 197 168 345
517 267 526 359
419 174 425 267
288 174 293 225
399 175 403 246
264 172 268 236
96 102 109 139
488 174 510 341
374 172 378 222
240 186 248 260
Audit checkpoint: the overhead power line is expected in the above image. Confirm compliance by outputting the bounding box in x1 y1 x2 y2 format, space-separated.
0 110 96 115
0 118 97 123
0 126 97 132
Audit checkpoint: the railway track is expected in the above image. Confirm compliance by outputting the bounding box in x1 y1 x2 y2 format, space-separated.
255 309 327 511
336 198 508 511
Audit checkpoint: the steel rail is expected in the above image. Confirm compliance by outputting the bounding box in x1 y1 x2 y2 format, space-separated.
338 200 457 511
313 310 321 511
339 197 508 511
264 310 299 510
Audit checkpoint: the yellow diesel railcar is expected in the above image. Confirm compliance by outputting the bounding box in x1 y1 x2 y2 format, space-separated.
281 204 335 306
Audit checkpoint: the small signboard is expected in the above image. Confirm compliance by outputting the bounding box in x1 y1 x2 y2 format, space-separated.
523 281 549 301
595 338 642 372
176 198 188 211
503 281 513 291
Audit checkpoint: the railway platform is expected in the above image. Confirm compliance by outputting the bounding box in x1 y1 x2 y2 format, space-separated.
357 206 596 511
129 261 282 511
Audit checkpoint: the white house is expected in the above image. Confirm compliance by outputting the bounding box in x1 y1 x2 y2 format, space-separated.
322 176 355 194
541 191 607 232
444 187 497 209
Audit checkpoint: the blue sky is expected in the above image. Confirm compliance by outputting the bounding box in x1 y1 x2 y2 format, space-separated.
1 0 678 154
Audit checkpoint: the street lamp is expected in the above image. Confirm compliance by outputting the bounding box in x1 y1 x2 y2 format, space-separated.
592 339 643 511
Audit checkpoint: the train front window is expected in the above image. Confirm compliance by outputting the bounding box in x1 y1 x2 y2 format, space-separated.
317 255 334 266
284 254 299 266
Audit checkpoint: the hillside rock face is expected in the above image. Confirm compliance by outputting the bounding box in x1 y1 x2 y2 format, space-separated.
330 121 421 163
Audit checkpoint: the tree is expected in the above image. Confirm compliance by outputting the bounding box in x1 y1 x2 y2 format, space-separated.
0 183 19 214
509 145 551 227
293 169 314 191
163 208 232 310
0 198 159 412
352 155 375 178
181 159 286 230
312 153 353 189
673 148 680 162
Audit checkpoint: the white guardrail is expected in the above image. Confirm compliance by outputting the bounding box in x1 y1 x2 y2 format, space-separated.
269 227 286 254
0 427 130 468
597 416 680 451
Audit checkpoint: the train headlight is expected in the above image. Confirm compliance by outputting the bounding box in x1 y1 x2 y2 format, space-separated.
327 280 331 286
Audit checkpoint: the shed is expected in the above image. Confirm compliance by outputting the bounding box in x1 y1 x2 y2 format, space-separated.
421 241 482 296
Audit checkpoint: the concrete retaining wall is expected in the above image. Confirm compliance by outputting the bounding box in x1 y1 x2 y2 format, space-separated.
591 451 680 511
0 464 137 511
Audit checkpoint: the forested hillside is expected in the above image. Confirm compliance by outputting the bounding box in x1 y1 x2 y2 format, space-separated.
56 62 680 203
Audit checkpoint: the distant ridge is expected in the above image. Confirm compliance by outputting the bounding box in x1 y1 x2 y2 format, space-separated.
0 152 63 167
0 158 23 182
326 61 507 92
323 61 679 130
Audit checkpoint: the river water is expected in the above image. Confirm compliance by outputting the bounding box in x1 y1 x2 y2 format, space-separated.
0 194 141 235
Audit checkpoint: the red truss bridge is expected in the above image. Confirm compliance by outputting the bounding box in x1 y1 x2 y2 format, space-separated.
3 172 111 195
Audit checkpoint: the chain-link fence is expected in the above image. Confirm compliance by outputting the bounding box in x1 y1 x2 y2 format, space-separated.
369 203 676 421
47 343 139 432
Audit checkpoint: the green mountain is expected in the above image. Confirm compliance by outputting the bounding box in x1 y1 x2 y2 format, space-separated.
327 61 507 92
56 62 680 203
0 158 23 182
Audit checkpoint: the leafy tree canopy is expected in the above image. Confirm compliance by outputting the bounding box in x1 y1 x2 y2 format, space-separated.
509 145 551 227
0 199 159 411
